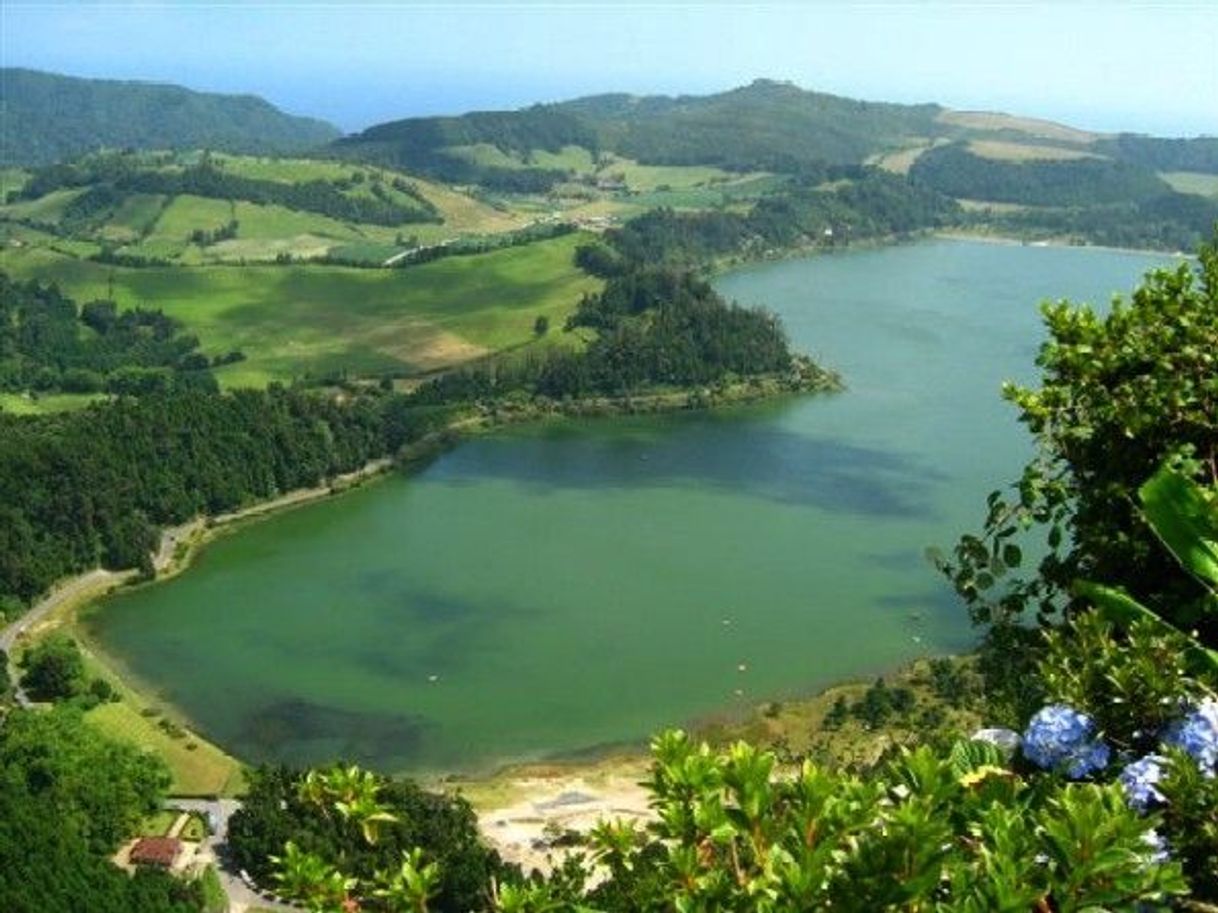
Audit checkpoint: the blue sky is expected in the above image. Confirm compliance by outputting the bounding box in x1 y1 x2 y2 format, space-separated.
3 1 1216 136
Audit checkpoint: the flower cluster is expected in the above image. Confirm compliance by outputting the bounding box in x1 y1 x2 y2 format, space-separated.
1162 697 1218 774
1118 754 1167 812
1022 704 1111 778
1119 697 1217 810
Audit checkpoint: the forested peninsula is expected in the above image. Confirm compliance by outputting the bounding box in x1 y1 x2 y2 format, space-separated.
0 235 837 615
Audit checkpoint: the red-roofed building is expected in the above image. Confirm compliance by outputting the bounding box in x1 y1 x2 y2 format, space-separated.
129 836 183 868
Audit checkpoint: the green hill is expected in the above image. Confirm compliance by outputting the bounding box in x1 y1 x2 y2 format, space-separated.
560 79 946 169
333 79 948 182
0 68 340 165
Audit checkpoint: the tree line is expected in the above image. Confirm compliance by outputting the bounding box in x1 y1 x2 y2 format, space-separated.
0 271 218 395
406 269 804 405
0 386 458 615
19 157 441 227
577 169 961 271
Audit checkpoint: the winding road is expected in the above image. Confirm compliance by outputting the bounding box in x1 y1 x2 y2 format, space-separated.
0 568 129 706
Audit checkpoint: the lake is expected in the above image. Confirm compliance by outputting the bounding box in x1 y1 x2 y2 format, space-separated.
85 239 1178 774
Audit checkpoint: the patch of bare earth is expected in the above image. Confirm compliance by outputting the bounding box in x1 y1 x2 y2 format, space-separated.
937 109 1102 145
460 757 654 875
366 319 488 371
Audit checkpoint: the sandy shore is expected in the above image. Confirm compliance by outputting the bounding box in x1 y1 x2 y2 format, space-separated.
456 755 655 874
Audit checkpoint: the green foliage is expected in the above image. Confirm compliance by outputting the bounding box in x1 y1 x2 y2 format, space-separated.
911 142 1171 206
0 707 170 855
334 105 597 189
1096 134 1218 175
925 656 979 709
20 632 87 701
409 268 813 405
598 171 960 270
228 764 510 913
1156 748 1218 896
913 143 1217 249
937 235 1218 632
567 731 1186 912
20 155 440 227
1040 612 1209 753
0 272 216 395
339 79 947 180
978 192 1218 252
2 67 338 166
0 385 445 608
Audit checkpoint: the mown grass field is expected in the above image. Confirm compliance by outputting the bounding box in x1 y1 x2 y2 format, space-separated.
4 233 600 387
76 646 245 796
0 392 108 414
1161 171 1218 198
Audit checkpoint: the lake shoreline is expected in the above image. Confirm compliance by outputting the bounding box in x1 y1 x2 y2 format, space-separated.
5 361 839 795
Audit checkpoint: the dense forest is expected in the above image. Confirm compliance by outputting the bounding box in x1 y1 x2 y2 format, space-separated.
0 385 459 613
408 269 813 405
909 143 1171 206
573 169 961 272
332 106 597 190
1 68 339 166
1097 134 1218 174
978 192 1218 253
0 272 219 394
0 705 214 913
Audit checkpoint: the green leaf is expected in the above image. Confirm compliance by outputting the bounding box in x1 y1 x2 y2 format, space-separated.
1002 543 1022 569
1076 580 1218 674
1139 465 1218 592
947 739 1006 778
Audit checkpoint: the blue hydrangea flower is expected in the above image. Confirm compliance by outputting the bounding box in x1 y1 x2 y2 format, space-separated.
1162 698 1218 774
1065 740 1110 779
1022 704 1110 778
1119 754 1167 812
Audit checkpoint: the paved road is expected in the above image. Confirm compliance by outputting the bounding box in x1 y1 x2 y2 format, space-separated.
166 798 298 913
0 568 127 707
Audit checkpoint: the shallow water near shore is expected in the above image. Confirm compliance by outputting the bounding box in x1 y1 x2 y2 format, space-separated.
85 239 1178 774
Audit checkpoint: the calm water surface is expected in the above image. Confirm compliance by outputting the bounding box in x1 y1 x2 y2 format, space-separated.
86 240 1178 773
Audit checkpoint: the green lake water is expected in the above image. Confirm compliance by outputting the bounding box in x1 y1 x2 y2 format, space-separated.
85 239 1179 774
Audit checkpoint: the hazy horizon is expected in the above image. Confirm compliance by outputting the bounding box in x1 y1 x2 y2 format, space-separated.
3 2 1216 138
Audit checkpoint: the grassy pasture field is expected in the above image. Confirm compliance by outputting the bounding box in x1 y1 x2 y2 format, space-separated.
966 139 1102 162
934 109 1100 145
0 392 108 414
1161 171 1218 198
78 640 246 796
3 233 600 387
99 192 167 242
0 167 30 198
147 194 234 241
0 186 86 224
85 700 245 796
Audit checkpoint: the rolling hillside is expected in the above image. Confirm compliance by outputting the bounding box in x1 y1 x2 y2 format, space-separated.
0 68 340 165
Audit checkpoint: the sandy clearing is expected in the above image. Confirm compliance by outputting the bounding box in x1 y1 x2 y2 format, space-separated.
459 757 655 874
